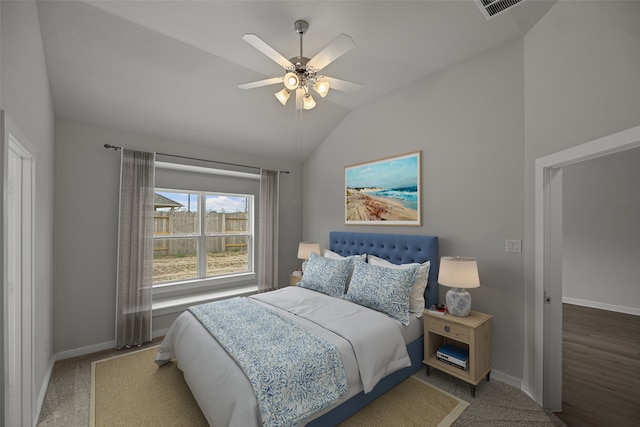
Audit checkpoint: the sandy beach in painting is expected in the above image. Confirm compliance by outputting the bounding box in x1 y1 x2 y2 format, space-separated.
346 189 418 222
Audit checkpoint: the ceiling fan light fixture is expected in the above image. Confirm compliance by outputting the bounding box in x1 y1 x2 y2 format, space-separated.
313 79 330 98
240 19 360 112
284 72 299 90
275 88 290 105
303 93 316 110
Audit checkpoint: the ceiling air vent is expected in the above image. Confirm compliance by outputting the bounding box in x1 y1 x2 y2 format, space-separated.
474 0 527 20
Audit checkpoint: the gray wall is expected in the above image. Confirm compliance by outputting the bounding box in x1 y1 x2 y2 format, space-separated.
0 4 4 422
305 0 640 386
523 0 640 392
53 119 303 354
1 0 56 410
305 39 526 381
3 0 638 404
562 147 640 311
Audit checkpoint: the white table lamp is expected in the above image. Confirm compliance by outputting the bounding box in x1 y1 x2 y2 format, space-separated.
297 242 320 272
438 256 480 317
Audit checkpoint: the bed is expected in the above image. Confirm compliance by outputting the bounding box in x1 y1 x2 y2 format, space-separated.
155 231 439 426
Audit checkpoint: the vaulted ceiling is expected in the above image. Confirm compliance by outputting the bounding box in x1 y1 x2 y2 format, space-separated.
37 1 554 161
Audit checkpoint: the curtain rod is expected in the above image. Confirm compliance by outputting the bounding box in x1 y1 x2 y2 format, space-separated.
103 144 290 174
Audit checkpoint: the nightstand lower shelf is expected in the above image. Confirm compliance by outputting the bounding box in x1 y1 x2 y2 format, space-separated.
424 355 491 397
422 310 492 397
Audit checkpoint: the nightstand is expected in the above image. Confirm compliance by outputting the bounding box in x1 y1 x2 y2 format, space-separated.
423 310 492 397
289 273 302 286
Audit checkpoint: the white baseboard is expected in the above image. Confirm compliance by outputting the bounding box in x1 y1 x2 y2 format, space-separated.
54 330 168 362
562 297 640 316
520 380 542 406
55 340 115 361
33 355 56 427
490 369 522 389
492 369 548 408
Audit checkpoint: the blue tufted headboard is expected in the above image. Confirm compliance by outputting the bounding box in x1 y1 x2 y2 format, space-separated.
329 231 439 310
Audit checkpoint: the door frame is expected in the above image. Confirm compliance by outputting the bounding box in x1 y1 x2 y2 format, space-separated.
2 111 37 427
534 124 640 410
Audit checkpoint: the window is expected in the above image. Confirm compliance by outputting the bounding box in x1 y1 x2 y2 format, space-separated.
153 189 254 288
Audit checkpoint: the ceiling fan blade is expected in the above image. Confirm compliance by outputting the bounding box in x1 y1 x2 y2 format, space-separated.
242 34 293 69
307 34 355 71
295 88 304 111
323 76 363 93
238 77 283 90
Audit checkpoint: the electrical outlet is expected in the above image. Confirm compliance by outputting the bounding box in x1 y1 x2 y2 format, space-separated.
505 239 522 253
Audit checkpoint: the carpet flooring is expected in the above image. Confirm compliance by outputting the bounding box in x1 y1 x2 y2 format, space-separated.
90 347 208 427
339 377 468 427
90 346 468 426
38 339 566 426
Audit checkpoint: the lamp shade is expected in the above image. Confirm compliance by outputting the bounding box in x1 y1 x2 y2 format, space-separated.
302 93 316 110
297 242 320 260
438 257 480 289
275 88 290 105
313 79 330 97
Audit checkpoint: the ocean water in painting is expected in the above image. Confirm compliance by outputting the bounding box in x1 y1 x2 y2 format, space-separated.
370 186 418 210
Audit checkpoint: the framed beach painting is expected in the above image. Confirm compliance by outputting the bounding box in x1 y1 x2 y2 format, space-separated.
345 151 421 225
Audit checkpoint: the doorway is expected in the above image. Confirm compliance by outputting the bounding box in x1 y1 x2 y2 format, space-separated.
2 113 36 427
534 124 640 410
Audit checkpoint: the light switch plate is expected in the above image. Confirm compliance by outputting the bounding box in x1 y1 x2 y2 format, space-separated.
505 239 522 253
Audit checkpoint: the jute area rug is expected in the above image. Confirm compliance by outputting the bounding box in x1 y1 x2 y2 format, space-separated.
90 346 468 427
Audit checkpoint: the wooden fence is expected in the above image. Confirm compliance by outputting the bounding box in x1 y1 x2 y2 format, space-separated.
153 211 248 256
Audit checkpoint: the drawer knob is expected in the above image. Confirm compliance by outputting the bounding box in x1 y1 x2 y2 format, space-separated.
444 325 450 332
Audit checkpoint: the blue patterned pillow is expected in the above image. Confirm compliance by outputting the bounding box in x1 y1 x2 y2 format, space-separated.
298 252 353 297
368 255 431 316
345 259 419 325
323 250 366 290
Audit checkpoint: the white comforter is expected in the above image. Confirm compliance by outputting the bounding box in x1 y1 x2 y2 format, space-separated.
155 286 412 426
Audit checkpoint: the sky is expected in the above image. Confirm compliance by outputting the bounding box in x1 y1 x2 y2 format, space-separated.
346 153 419 189
157 191 248 213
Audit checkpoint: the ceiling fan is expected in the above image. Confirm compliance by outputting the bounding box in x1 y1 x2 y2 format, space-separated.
238 20 362 111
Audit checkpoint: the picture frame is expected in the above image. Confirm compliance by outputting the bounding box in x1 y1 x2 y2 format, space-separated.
345 151 421 225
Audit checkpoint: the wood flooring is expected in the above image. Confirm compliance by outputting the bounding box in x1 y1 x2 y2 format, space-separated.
556 304 640 427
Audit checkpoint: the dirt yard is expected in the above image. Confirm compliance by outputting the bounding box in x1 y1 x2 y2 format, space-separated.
153 251 248 283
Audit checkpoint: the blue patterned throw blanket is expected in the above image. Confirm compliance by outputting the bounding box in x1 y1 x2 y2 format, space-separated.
188 297 348 427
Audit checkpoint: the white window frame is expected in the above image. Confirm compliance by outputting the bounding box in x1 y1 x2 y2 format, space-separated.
152 188 256 299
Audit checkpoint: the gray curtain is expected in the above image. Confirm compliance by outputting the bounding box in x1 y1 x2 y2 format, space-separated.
258 169 279 293
115 149 155 348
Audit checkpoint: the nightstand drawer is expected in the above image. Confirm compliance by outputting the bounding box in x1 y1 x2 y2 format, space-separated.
428 317 470 342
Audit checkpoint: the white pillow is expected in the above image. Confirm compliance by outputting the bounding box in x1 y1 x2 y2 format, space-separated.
324 249 366 262
368 255 431 316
